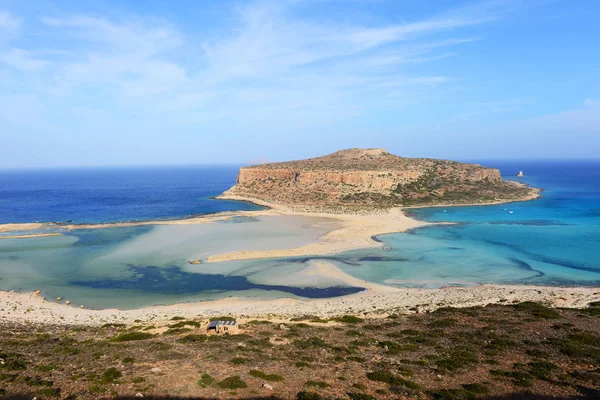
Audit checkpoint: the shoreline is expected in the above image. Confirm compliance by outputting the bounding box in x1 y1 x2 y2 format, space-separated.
0 187 539 236
1 271 598 326
3 187 589 327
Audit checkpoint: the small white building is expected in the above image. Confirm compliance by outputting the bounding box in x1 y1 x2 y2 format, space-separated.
207 320 239 335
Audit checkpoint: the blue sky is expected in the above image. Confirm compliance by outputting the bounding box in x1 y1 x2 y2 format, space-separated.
0 0 599 168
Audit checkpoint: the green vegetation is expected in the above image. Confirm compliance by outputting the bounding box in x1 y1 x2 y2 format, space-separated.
177 334 208 343
296 391 325 400
36 387 61 397
249 369 284 381
347 392 375 400
366 370 420 390
98 367 121 384
198 373 213 388
513 301 561 319
1 302 598 398
111 331 153 342
0 352 27 370
293 337 328 349
217 375 247 389
209 316 236 321
332 315 364 324
435 348 478 372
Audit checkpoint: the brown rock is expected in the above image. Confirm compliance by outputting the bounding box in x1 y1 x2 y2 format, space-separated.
223 148 538 210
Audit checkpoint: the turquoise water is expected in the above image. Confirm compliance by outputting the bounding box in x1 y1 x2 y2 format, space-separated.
329 161 600 288
0 216 364 309
0 161 598 308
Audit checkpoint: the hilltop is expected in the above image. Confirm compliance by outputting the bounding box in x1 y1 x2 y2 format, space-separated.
222 148 539 211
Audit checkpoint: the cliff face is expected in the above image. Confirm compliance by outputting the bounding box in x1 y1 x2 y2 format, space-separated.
223 148 537 209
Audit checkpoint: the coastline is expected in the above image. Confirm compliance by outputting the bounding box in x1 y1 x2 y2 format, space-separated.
1 264 598 326
4 186 593 327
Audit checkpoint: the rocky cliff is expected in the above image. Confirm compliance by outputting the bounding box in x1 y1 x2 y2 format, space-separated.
222 148 538 210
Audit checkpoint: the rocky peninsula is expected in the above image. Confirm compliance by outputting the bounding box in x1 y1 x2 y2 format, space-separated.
220 148 540 212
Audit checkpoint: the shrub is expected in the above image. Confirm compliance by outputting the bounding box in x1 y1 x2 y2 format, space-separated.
89 385 106 394
34 364 57 372
513 302 560 319
333 315 364 324
249 370 284 381
436 348 478 372
111 332 153 342
248 320 272 325
348 393 375 400
366 370 420 390
528 361 558 379
177 334 208 343
209 316 236 321
229 357 249 365
36 388 61 397
98 367 121 384
217 375 247 389
462 383 489 394
164 328 192 335
428 318 458 329
293 337 328 349
101 323 126 328
24 376 53 387
171 316 185 320
0 353 27 371
295 362 309 368
122 357 134 364
428 388 477 399
132 377 145 383
198 373 213 388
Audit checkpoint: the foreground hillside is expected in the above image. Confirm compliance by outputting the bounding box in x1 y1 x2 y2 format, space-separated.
1 302 599 399
222 149 538 211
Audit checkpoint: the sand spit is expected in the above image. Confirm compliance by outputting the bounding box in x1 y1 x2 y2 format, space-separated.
203 205 431 263
0 233 62 240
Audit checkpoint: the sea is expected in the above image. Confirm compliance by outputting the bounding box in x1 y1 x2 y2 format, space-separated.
0 161 598 309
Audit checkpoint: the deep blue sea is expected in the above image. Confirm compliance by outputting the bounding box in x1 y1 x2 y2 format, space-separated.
0 161 598 308
0 166 261 224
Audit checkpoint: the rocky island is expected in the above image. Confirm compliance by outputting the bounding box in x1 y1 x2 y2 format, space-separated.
221 148 539 212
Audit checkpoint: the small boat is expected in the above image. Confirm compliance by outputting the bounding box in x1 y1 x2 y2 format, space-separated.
508 211 514 214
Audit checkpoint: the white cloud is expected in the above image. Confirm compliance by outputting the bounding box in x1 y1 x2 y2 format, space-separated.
3 0 565 166
40 16 187 97
0 11 20 33
0 48 46 71
520 99 600 134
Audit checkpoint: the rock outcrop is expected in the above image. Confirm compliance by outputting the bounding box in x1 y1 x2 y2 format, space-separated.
222 148 539 210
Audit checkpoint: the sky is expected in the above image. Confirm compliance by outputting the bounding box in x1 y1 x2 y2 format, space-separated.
0 0 599 168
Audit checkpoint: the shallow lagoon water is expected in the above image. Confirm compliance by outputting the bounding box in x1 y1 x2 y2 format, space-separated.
0 216 364 309
1 161 599 308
